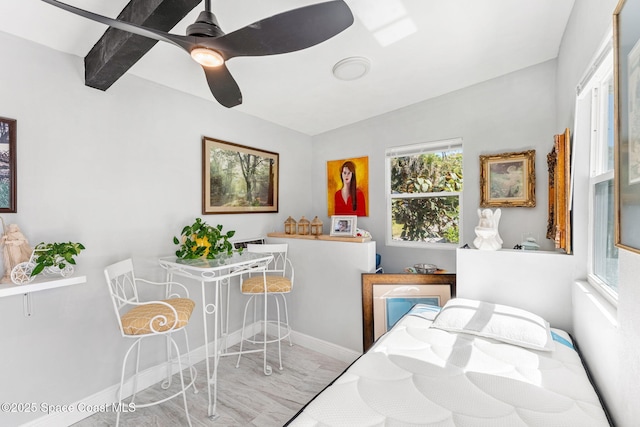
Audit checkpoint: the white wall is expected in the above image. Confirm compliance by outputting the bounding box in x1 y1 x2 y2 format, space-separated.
266 236 376 353
457 248 574 331
555 0 640 425
617 250 640 426
0 30 312 425
312 60 558 274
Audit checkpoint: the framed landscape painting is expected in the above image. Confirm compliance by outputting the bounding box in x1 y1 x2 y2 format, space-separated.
202 137 278 214
480 150 536 208
0 117 16 213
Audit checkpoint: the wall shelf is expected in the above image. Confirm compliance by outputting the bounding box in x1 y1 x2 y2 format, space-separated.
267 232 371 243
0 274 87 298
0 275 87 316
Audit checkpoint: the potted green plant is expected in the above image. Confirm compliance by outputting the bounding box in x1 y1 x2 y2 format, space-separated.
31 241 86 277
173 218 238 259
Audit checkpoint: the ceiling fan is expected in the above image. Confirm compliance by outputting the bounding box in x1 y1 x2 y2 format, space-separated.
40 0 354 108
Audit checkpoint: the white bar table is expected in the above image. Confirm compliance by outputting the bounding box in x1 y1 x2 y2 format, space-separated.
158 252 273 420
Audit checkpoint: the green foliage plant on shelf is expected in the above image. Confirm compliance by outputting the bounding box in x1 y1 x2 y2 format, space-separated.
31 241 86 276
173 218 238 260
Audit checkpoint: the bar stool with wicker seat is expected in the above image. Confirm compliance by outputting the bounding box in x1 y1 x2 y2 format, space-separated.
104 258 198 426
236 243 294 373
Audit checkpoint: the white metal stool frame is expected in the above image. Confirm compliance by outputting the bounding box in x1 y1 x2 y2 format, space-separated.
236 243 294 371
104 259 198 427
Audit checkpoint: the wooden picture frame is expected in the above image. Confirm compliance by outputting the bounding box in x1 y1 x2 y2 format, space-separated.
330 215 357 236
202 137 278 214
546 129 572 254
614 0 640 253
480 150 536 207
362 273 456 352
0 117 17 213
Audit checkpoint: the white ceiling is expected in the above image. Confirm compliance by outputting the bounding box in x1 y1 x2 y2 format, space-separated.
0 0 575 136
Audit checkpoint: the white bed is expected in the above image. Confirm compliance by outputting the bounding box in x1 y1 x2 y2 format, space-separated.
286 299 611 426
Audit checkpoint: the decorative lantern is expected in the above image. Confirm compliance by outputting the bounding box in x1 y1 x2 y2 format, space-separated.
297 216 310 235
310 216 323 236
284 216 297 234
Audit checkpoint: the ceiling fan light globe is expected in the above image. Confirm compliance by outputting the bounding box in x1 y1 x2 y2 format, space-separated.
190 48 224 67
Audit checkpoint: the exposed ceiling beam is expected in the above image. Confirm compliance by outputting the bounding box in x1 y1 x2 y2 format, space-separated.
84 0 201 91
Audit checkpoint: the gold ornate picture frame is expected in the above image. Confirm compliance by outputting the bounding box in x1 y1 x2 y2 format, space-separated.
546 129 572 254
480 150 536 208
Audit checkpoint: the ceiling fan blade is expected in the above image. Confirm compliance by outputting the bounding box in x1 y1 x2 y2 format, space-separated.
40 0 195 52
214 0 354 59
203 64 242 108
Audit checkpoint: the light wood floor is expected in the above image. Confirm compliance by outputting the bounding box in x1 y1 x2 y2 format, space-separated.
72 340 350 427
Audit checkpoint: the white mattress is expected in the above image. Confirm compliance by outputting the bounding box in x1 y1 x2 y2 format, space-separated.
288 307 610 426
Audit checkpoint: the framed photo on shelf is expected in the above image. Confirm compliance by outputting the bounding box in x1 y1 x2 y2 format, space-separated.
330 215 357 236
614 0 640 253
202 136 278 214
0 117 17 213
361 273 456 352
480 150 536 208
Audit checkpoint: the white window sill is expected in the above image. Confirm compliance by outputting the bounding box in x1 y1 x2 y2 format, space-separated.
574 279 618 328
385 240 458 250
586 274 618 308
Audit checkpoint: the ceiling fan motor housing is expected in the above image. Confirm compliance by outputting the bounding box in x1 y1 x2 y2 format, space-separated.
187 10 224 38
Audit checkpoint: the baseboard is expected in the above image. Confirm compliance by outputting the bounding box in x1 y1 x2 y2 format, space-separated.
260 321 360 363
288 329 360 364
22 323 358 426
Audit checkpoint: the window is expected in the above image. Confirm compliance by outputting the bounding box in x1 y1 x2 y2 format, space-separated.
385 138 463 248
577 44 618 299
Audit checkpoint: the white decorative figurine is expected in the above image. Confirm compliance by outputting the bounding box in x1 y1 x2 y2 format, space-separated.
1 224 33 283
473 208 503 251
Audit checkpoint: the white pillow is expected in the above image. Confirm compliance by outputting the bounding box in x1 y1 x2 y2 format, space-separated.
430 298 554 351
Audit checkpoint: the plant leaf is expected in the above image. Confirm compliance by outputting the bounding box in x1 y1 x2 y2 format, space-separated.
31 264 44 276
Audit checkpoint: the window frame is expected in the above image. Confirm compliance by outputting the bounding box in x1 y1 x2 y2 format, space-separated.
385 138 463 249
578 43 619 304
587 169 618 304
